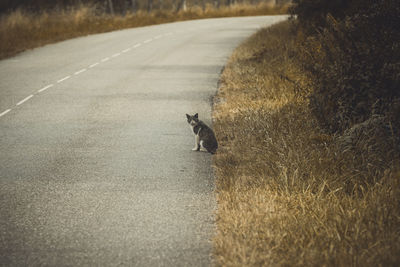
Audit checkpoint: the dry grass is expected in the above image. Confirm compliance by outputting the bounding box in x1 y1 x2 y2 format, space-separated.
0 3 289 59
213 20 400 266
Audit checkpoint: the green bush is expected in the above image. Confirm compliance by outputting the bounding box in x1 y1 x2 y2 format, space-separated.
290 0 373 31
292 0 400 144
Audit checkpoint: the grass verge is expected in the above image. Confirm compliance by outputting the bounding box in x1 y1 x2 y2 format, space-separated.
212 20 400 266
0 3 289 59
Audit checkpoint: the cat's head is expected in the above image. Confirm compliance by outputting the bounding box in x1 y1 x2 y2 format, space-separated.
186 113 199 126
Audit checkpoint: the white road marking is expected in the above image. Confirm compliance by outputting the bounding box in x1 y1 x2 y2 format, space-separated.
38 84 54 93
57 76 71 83
74 68 87 75
0 25 210 120
1 28 183 119
0 109 11 117
89 62 99 68
16 95 34 106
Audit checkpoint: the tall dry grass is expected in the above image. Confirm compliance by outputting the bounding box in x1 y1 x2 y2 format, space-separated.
213 20 400 266
0 3 289 59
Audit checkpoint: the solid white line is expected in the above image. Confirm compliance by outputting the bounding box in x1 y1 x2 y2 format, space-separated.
143 39 153 43
101 57 110 62
38 84 54 93
133 43 141 48
89 62 99 68
57 76 71 83
112 53 121 58
16 95 34 106
0 109 11 117
122 48 131 53
74 68 87 75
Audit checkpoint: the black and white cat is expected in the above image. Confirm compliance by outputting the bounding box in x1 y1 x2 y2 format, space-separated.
186 113 218 154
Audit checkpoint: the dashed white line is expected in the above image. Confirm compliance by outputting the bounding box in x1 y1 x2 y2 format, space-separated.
2 36 165 118
89 62 99 68
2 46 141 118
38 84 54 93
57 76 71 83
0 109 11 117
16 95 34 106
74 68 87 75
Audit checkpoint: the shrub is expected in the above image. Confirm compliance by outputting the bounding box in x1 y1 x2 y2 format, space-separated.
292 0 400 144
290 0 374 31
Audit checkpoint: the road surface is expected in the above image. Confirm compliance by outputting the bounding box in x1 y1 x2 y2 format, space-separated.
0 16 287 266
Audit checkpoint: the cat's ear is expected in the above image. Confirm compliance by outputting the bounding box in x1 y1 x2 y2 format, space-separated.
186 114 190 119
194 113 198 119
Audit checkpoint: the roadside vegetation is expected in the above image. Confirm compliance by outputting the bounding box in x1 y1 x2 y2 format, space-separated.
0 0 290 59
213 0 400 265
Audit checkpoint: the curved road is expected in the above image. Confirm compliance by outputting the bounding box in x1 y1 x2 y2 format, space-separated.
0 16 286 266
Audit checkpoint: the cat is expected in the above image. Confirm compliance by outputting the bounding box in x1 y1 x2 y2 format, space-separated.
186 113 218 154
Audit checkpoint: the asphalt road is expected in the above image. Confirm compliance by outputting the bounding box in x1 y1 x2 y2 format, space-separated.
0 16 287 266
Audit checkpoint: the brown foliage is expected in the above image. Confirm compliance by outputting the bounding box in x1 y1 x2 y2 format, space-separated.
213 20 400 266
0 3 289 59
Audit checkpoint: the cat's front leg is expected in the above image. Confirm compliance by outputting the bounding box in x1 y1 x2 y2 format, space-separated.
192 135 200 151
